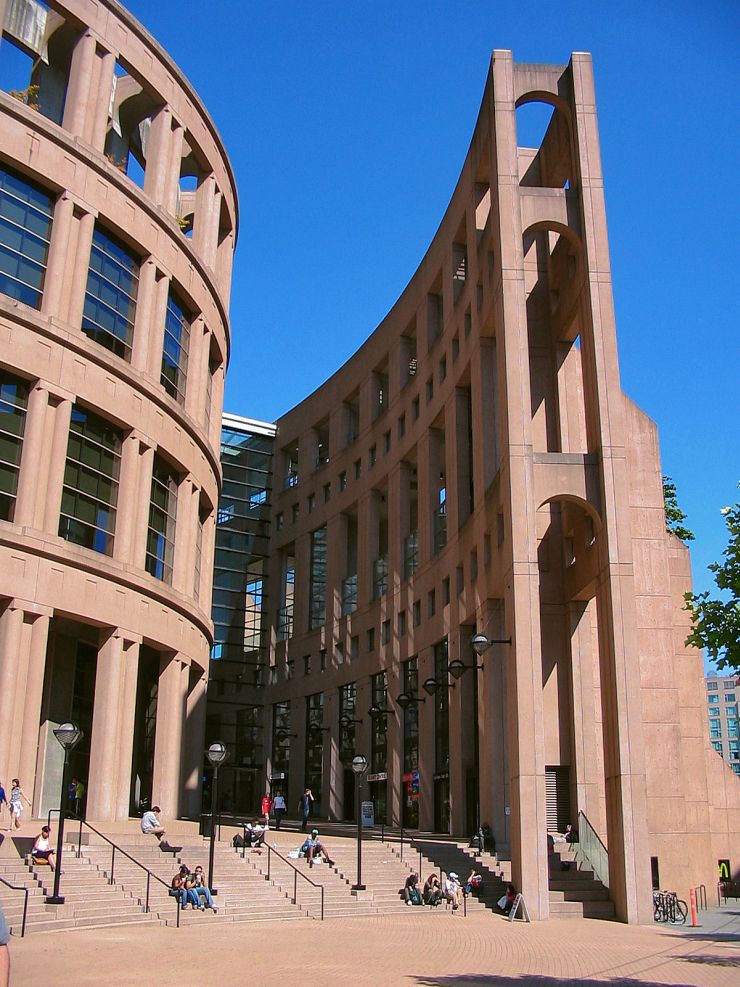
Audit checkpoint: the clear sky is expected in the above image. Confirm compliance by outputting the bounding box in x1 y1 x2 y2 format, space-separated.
123 0 739 609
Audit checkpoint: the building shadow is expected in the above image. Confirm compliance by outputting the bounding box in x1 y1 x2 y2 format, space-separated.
679 954 740 968
413 976 701 987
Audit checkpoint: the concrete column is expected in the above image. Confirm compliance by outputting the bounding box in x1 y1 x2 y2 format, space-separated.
132 443 155 568
13 383 49 528
62 30 98 138
87 631 141 820
416 647 435 831
0 604 50 800
131 259 159 371
182 669 207 818
66 209 96 331
89 49 116 150
173 476 199 594
489 49 549 919
146 270 170 379
143 105 175 207
152 653 189 818
385 662 402 826
43 397 73 535
113 432 143 564
193 174 220 267
41 193 76 317
163 123 185 215
184 319 208 423
216 228 234 300
207 363 226 450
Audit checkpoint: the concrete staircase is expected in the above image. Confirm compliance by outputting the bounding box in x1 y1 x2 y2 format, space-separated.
548 844 615 920
410 838 508 914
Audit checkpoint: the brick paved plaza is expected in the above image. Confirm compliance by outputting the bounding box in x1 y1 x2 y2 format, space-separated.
8 907 740 986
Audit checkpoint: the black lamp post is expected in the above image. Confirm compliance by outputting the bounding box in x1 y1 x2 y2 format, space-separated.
45 721 83 905
206 741 228 894
351 754 368 891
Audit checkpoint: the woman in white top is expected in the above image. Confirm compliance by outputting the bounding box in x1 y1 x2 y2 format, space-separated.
31 826 58 871
8 780 31 831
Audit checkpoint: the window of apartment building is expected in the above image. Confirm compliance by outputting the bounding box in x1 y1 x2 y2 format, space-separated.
712 740 723 754
0 163 53 308
398 414 406 438
307 492 316 514
59 405 122 556
366 628 375 652
398 610 406 636
728 718 739 738
0 371 29 522
275 511 283 530
303 655 312 676
412 397 420 421
354 458 362 480
710 722 721 739
369 445 376 467
82 225 139 360
707 682 718 690
709 708 720 718
723 680 736 689
725 694 736 703
339 470 347 491
323 482 331 503
309 525 327 629
351 635 359 659
708 694 719 704
729 741 739 762
320 648 327 671
413 600 421 627
442 577 450 606
161 290 190 404
383 431 391 453
290 502 298 523
145 453 178 582
286 659 295 680
428 589 436 618
426 377 433 403
726 705 738 717
381 619 390 645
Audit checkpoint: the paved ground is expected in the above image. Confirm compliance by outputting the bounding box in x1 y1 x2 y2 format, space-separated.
7 905 739 986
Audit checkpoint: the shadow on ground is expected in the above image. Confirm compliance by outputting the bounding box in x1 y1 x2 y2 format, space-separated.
414 977 702 987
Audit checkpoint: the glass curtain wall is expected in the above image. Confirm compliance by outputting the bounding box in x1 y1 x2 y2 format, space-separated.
207 422 273 816
402 657 420 829
305 692 324 809
0 163 53 308
0 371 29 521
82 225 139 360
433 638 450 832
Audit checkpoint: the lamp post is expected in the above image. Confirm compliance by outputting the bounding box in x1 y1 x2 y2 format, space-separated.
351 754 368 891
45 721 83 904
421 676 455 696
206 741 228 894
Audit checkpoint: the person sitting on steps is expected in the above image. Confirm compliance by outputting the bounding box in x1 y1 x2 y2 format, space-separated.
31 826 60 873
299 828 335 867
402 873 422 905
423 873 443 906
141 805 181 853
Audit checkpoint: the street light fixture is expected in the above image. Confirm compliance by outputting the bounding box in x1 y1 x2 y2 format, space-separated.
339 714 363 727
206 741 228 894
350 754 369 891
45 721 84 904
447 659 484 679
368 704 390 718
471 632 511 655
422 676 455 696
395 692 425 711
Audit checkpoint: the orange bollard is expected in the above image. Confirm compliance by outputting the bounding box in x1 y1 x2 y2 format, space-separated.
689 886 698 927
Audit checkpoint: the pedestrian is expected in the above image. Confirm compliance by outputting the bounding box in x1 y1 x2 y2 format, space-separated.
67 777 77 814
298 787 314 832
0 781 6 825
74 778 85 817
272 791 286 830
261 792 272 827
8 779 31 831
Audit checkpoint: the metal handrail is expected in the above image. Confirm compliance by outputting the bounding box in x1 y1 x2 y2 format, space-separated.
72 818 181 927
0 876 29 937
261 844 325 920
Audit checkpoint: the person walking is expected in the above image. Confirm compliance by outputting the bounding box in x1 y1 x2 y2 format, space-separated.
298 787 314 832
8 780 31 831
272 791 286 830
261 792 272 827
0 781 6 826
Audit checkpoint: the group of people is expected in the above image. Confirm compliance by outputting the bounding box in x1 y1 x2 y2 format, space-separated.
0 779 31 831
170 864 218 912
402 869 484 910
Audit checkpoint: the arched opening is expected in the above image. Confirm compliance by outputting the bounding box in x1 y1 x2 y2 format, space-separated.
515 94 573 190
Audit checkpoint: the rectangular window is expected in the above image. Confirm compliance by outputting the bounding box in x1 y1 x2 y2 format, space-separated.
710 722 721 739
161 290 190 404
339 682 358 764
725 694 736 703
309 526 327 629
707 682 718 690
146 453 178 582
0 164 53 308
726 705 738 717
708 694 719 704
82 225 139 360
0 371 29 521
59 406 122 555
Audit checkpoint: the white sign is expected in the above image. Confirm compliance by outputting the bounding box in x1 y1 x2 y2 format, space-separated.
367 772 387 782
361 800 375 827
504 806 511 816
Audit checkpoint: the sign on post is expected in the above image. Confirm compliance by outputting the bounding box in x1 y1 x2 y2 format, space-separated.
361 801 375 827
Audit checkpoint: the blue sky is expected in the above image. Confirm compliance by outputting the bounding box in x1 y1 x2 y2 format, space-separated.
123 0 739 610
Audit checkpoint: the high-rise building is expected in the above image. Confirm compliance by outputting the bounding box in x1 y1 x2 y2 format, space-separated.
0 0 236 821
706 674 740 774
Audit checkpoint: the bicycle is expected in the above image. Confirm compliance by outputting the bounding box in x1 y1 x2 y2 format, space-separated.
652 890 688 924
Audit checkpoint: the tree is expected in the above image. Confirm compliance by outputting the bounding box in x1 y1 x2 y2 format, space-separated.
663 475 694 543
684 487 740 673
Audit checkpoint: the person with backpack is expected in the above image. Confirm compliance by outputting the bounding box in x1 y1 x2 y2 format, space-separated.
402 873 422 905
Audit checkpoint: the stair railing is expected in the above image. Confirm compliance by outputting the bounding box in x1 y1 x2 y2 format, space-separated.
72 818 181 927
576 810 609 889
262 844 325 920
0 876 29 937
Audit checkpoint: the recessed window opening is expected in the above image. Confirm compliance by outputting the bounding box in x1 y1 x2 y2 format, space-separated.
161 289 191 405
0 163 53 309
516 100 554 150
82 224 139 361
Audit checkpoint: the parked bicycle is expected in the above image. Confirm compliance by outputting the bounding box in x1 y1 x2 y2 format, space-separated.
652 890 687 924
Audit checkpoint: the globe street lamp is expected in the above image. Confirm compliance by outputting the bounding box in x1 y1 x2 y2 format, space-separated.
395 692 425 711
206 741 228 894
45 721 84 904
351 754 369 891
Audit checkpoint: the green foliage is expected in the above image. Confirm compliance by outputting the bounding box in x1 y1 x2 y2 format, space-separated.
684 487 740 673
663 475 694 543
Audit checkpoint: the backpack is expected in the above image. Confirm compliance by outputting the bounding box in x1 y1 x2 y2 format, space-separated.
410 887 422 905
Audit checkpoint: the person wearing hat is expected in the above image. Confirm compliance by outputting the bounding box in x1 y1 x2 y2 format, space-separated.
443 871 464 910
300 828 335 868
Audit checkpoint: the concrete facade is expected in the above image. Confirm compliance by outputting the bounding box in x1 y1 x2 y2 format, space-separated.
254 53 740 922
0 1 235 823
